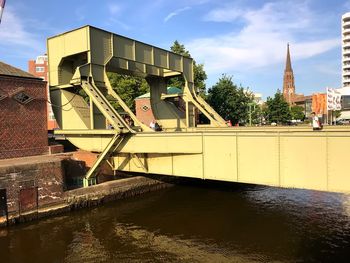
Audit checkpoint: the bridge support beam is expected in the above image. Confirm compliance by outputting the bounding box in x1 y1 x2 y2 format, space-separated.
107 129 350 194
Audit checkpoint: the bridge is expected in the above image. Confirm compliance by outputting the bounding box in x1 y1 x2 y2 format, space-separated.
48 26 350 193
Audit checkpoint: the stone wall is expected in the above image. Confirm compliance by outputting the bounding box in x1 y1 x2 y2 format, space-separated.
0 155 67 221
0 154 173 227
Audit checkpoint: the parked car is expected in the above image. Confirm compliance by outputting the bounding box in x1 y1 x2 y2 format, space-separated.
336 118 350 125
286 120 298 126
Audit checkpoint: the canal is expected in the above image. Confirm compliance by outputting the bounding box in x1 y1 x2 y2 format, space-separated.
0 180 350 262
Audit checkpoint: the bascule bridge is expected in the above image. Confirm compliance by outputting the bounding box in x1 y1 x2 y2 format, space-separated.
48 26 350 193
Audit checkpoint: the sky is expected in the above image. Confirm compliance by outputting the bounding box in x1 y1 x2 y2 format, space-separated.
0 0 350 98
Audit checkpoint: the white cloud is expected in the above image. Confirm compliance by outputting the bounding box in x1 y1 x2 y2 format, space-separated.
344 1 350 10
105 3 130 30
0 7 44 54
108 3 121 15
75 6 87 21
187 1 340 74
107 17 131 30
204 7 244 22
316 63 341 76
164 6 191 22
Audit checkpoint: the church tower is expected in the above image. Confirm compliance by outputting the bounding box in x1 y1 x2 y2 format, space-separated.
282 43 295 104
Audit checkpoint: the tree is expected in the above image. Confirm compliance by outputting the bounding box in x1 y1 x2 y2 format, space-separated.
251 104 264 125
334 110 341 119
264 90 291 124
290 105 305 120
207 74 254 125
170 40 190 57
193 62 207 97
107 73 149 112
169 40 207 96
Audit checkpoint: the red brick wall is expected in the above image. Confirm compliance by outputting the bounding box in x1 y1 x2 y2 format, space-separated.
135 98 155 127
0 76 49 159
0 156 71 219
28 59 59 130
72 150 114 182
28 61 36 78
135 97 189 126
28 60 48 81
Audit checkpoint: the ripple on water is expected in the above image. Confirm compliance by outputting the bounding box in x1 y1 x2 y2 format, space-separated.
0 183 350 262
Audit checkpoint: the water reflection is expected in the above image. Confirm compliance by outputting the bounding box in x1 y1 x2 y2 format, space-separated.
64 222 110 263
0 181 349 262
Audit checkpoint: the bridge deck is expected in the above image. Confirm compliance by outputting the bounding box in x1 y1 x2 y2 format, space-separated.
104 127 350 194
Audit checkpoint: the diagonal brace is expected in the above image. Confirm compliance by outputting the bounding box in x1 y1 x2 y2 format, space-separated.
131 153 148 173
83 134 123 187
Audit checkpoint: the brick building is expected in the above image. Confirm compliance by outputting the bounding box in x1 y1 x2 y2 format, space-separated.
135 87 182 126
0 61 49 159
282 44 313 117
282 44 297 104
28 55 58 130
28 55 48 81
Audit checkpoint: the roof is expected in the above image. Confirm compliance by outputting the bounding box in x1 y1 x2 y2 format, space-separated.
285 43 293 72
135 86 182 99
293 95 313 103
0 61 38 79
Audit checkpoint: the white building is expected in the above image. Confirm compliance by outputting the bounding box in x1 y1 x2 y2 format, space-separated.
253 93 263 105
336 87 350 119
342 12 350 88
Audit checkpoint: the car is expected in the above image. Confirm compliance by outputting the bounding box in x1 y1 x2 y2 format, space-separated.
336 118 350 125
286 120 298 126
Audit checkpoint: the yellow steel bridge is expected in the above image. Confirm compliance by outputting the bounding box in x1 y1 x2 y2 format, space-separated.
48 26 350 193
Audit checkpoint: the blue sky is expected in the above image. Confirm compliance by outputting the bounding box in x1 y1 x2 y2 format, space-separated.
1 0 349 98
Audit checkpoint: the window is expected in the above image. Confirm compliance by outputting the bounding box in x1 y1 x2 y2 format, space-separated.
35 66 45 72
141 105 150 111
341 95 350 110
13 91 34 104
36 56 47 64
0 89 6 101
49 112 56 120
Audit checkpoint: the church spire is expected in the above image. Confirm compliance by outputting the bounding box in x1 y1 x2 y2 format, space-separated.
282 43 296 104
285 43 292 72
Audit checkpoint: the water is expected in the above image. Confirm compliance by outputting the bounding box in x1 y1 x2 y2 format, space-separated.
1 181 350 262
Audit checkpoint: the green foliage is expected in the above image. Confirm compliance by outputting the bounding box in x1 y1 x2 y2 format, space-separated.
334 110 342 119
78 89 89 103
170 40 190 57
207 74 254 125
264 90 291 124
107 73 149 112
290 105 305 120
251 104 264 125
168 40 207 96
193 62 207 97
